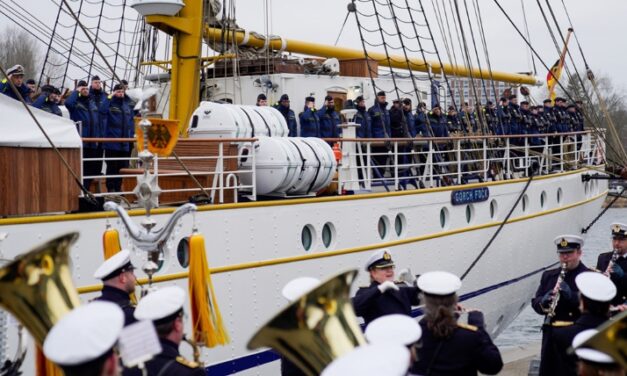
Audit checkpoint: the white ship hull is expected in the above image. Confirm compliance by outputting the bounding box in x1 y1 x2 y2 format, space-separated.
0 168 606 375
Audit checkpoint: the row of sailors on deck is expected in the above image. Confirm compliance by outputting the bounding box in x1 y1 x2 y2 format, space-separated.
265 91 585 142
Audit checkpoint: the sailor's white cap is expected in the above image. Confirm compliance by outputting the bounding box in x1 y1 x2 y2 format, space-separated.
611 222 627 239
321 343 410 376
364 249 395 271
365 314 422 346
572 329 615 364
417 271 462 296
6 64 24 76
554 234 584 252
281 277 320 302
43 301 124 366
134 286 186 323
93 249 134 280
575 272 616 302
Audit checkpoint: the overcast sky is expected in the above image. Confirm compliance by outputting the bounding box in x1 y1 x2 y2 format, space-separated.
1 0 624 96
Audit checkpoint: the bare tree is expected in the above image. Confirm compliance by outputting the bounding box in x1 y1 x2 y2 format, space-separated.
0 27 40 81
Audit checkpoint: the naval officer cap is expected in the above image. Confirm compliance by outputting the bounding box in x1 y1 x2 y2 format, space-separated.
6 64 24 76
134 286 186 324
417 271 462 296
93 249 135 281
611 222 627 239
321 343 410 376
575 272 616 302
43 302 124 366
364 249 395 271
365 314 422 346
572 329 615 364
281 277 320 302
554 234 584 252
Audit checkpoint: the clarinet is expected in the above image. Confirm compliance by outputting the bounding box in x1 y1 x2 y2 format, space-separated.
544 263 567 325
605 249 620 276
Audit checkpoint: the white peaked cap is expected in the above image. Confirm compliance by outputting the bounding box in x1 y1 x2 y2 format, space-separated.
417 271 462 296
321 343 410 376
572 329 615 364
93 249 133 280
575 272 616 302
364 249 395 271
43 302 124 366
134 286 186 321
365 314 422 346
281 277 320 302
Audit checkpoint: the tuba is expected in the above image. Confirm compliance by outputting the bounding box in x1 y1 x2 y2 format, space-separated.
0 232 81 373
247 269 366 376
580 309 627 368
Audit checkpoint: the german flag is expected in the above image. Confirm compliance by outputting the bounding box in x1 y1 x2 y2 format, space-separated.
546 59 562 103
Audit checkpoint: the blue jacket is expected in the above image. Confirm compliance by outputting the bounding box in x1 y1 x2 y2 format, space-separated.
318 106 340 138
460 109 477 132
508 103 524 136
352 281 420 326
553 106 570 133
496 105 511 135
33 95 62 116
298 107 320 138
424 111 450 138
415 111 427 135
0 79 31 104
404 110 417 137
89 87 107 109
367 102 391 138
101 95 135 151
65 90 103 149
277 104 298 137
355 106 371 138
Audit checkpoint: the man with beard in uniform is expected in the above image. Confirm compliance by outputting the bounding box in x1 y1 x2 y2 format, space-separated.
93 249 138 326
596 223 627 306
532 235 589 376
352 249 420 326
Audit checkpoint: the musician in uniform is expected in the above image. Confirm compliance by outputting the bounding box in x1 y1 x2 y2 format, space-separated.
92 249 137 326
410 271 503 375
123 286 205 376
365 314 422 369
532 235 589 376
550 272 616 376
596 222 627 306
43 302 124 376
352 249 420 326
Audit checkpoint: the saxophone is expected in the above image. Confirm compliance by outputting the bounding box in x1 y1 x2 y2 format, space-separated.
544 263 567 325
605 249 620 276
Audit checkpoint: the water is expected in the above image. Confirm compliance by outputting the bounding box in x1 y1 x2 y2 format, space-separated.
495 208 627 349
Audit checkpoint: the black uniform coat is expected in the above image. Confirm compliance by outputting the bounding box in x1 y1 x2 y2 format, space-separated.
549 313 609 376
94 285 136 326
596 252 627 305
123 339 205 376
352 281 420 326
411 311 503 375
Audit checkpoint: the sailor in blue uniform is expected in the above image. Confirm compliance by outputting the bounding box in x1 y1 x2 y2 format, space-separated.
549 272 615 376
411 271 503 375
256 93 267 106
447 106 463 134
123 287 205 376
424 104 449 138
596 223 627 306
0 64 31 103
44 302 125 376
367 91 391 139
401 98 417 137
354 95 371 138
89 75 107 110
33 85 63 116
508 95 524 144
459 102 477 133
352 249 420 326
318 95 340 138
276 94 298 137
298 96 320 138
532 235 589 376
92 249 138 326
496 97 511 136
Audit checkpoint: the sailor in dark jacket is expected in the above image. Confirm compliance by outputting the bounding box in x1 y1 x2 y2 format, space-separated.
33 85 63 116
123 287 205 376
92 249 137 326
424 104 449 138
352 249 420 326
298 96 320 138
596 222 627 306
411 271 503 375
402 98 417 137
89 75 107 110
531 235 589 376
318 95 341 139
0 64 32 103
549 271 615 376
101 83 135 192
276 94 298 137
354 95 371 138
367 91 391 139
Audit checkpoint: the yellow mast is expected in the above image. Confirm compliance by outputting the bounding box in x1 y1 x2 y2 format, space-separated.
204 27 540 86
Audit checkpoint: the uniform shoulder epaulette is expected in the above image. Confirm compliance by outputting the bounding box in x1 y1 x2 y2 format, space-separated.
176 356 200 368
457 323 478 331
551 321 574 327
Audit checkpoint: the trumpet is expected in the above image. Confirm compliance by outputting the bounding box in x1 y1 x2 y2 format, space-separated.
182 335 202 365
544 262 567 324
605 249 620 276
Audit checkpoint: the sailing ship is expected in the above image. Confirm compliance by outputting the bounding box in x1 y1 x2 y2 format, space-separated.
0 0 619 374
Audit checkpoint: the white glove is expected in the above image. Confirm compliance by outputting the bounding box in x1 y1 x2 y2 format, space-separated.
377 280 400 293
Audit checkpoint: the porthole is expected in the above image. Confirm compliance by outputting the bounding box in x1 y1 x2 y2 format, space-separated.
439 207 450 229
465 204 474 224
557 188 563 204
378 216 390 239
301 225 315 251
322 222 335 248
177 237 190 268
522 194 529 213
540 191 547 209
394 214 406 236
489 199 498 219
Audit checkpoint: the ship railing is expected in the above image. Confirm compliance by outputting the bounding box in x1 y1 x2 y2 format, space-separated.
323 131 602 193
80 138 257 204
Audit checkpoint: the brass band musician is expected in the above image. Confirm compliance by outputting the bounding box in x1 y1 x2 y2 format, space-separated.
596 222 627 306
